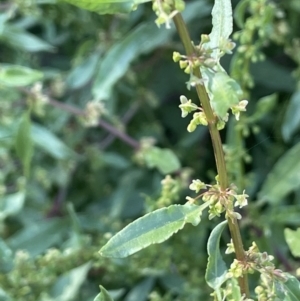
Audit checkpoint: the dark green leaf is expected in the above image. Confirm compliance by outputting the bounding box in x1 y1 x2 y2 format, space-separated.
251 60 296 92
7 218 69 256
282 91 300 142
124 278 154 301
67 52 101 89
0 64 43 87
50 262 91 301
92 2 211 100
143 147 181 174
2 25 55 52
15 111 33 177
100 204 205 258
31 123 78 160
0 238 13 273
284 228 300 258
258 142 300 204
205 220 228 289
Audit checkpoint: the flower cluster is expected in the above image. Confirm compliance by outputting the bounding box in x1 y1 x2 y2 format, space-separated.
187 177 249 220
152 0 185 28
178 95 208 133
227 242 288 300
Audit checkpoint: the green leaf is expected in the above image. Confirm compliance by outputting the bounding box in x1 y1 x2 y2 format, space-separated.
1 25 55 52
100 204 205 258
93 22 170 101
143 147 181 174
205 220 228 289
234 0 251 29
207 70 241 119
282 91 300 142
50 262 91 301
0 192 25 220
208 0 233 59
0 64 43 86
284 228 300 258
31 123 78 160
258 142 300 204
92 2 211 101
0 238 13 273
15 111 33 177
251 59 296 92
94 286 114 301
124 278 154 301
60 0 150 15
0 288 12 301
7 218 69 256
66 52 101 90
282 274 300 301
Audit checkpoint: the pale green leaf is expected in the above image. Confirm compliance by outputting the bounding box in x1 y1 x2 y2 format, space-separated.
143 147 181 174
67 52 101 89
284 228 300 258
282 91 300 142
15 111 33 177
208 0 233 59
31 123 78 160
100 204 205 258
60 0 150 15
2 25 55 52
258 142 300 204
0 238 13 273
8 218 69 256
205 220 228 289
282 274 300 301
0 192 25 220
0 64 43 86
0 288 12 301
94 286 114 301
50 262 91 301
207 70 241 119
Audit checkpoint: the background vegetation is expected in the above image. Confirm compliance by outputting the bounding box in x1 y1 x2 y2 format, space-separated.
0 0 300 300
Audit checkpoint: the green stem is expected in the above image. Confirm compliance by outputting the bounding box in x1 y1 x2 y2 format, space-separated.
173 13 250 297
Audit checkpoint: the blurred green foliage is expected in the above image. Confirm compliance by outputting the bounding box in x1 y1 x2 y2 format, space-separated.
0 0 300 300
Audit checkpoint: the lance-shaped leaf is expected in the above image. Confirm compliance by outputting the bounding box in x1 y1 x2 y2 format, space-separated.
208 0 233 59
61 0 151 15
100 204 206 258
205 220 228 289
15 111 33 177
94 286 114 301
282 274 300 301
258 141 300 205
284 228 300 258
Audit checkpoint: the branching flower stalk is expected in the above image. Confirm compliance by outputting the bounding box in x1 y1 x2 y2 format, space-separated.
172 13 250 297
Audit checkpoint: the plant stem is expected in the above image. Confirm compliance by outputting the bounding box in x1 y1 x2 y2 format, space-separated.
173 13 250 297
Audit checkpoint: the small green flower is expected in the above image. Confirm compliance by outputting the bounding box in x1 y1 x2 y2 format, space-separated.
172 51 182 62
189 179 207 193
179 95 198 118
234 190 249 208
